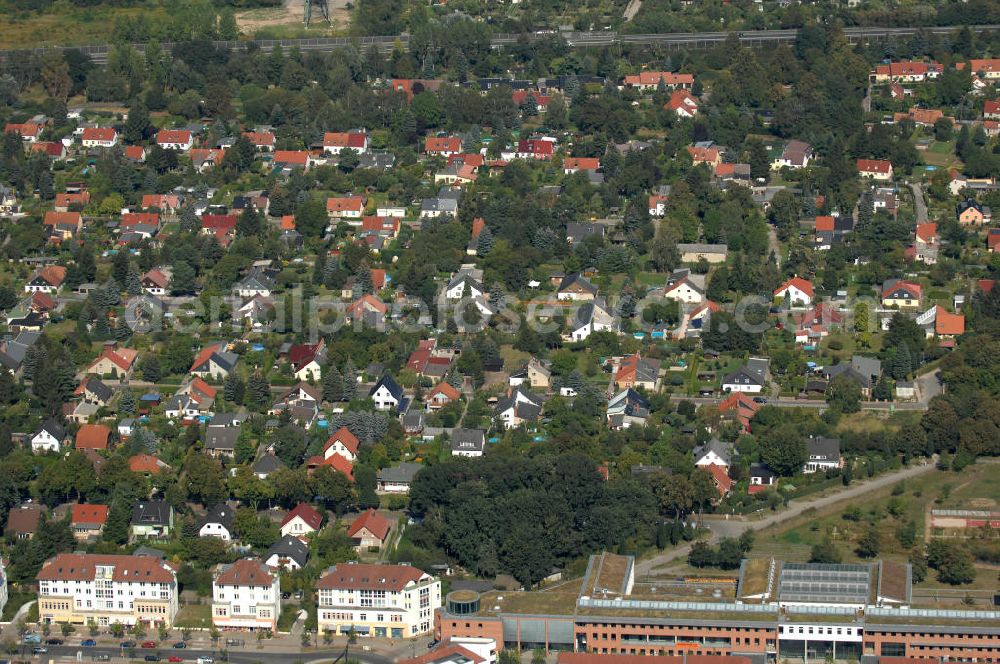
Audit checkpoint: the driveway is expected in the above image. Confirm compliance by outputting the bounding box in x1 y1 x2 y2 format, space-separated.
634 461 937 576
910 183 929 223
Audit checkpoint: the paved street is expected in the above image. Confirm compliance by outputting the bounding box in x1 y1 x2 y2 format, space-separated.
635 461 937 576
11 643 394 664
910 183 929 223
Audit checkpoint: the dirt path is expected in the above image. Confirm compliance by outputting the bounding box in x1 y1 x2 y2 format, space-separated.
636 461 938 577
236 0 351 33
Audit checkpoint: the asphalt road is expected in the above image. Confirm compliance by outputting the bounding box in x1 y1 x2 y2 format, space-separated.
910 182 929 223
635 460 938 577
20 643 393 664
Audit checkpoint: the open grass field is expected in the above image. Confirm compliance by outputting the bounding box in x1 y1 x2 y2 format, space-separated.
0 2 172 49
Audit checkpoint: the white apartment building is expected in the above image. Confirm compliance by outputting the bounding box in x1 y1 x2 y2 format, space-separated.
211 559 280 631
36 553 178 627
316 563 441 639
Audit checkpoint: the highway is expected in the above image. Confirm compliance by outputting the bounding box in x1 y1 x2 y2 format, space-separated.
1 24 998 65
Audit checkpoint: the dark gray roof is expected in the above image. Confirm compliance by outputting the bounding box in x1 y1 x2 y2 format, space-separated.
450 428 485 453
201 504 236 530
266 534 309 567
133 546 165 559
131 500 171 527
370 374 405 402
557 273 598 295
36 417 66 441
252 453 286 476
205 427 240 451
82 377 114 402
694 438 733 466
806 436 841 461
377 462 423 484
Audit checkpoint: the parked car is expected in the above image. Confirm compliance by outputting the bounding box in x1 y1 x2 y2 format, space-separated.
141 642 158 649
81 639 97 647
197 658 214 664
120 641 137 648
32 647 48 655
169 657 184 663
45 639 63 645
173 642 187 649
144 655 161 662
23 635 42 644
94 655 111 661
753 396 768 403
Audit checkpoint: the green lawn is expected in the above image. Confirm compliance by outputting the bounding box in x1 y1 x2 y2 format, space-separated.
174 604 212 628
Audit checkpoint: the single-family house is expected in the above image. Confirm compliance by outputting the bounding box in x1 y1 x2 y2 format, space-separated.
569 299 616 342
69 504 109 540
957 199 992 225
694 438 733 469
370 374 407 412
804 436 842 473
323 426 360 463
450 428 485 457
857 159 893 181
774 276 815 307
323 131 369 155
156 129 193 151
86 346 138 378
81 127 118 148
722 358 769 394
771 140 813 170
557 273 598 301
426 382 461 410
347 508 392 551
190 342 239 379
376 462 423 494
130 500 173 539
614 354 660 391
25 265 67 294
199 504 236 540
265 535 309 570
31 419 67 453
495 385 544 429
280 503 323 539
881 279 922 308
606 388 650 430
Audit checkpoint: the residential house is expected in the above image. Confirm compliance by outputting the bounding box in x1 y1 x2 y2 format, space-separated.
814 214 854 250
445 272 486 300
280 503 323 539
857 159 893 181
702 463 733 500
515 138 554 160
347 509 392 551
893 108 946 126
315 563 440 637
824 356 882 397
426 382 461 410
614 354 660 391
200 504 236 541
156 129 194 151
563 157 600 174
6 503 43 539
450 428 485 457
31 419 67 453
244 131 276 151
0 184 18 215
664 271 705 304
565 222 605 247
424 137 462 157
870 60 943 83
557 273 598 301
327 196 366 221
370 374 407 412
881 279 922 308
4 122 42 142
495 385 544 429
722 358 769 394
141 269 170 296
606 388 650 430
211 559 280 631
984 99 1000 120
677 243 728 263
510 357 551 390
272 150 312 171
666 89 699 117
25 265 67 293
912 222 938 264
771 140 813 170
253 453 286 480
687 145 722 168
569 299 616 342
287 340 326 381
622 71 694 90
130 500 173 539
970 58 1000 79
916 305 965 339
803 436 842 473
347 294 388 325
75 376 113 406
694 438 733 469
748 464 778 493
718 392 761 433
86 346 138 378
377 462 422 494
957 199 992 225
323 130 369 155
793 303 844 345
129 454 170 475
80 127 118 148
190 342 239 379
70 504 109 540
420 197 459 219
323 426 360 463
76 424 111 451
774 277 815 307
265 535 309 571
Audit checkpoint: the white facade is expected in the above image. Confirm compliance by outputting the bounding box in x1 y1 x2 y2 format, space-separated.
280 516 318 538
294 360 322 382
316 564 440 638
31 429 62 453
199 522 233 541
775 284 813 307
664 280 704 304
212 561 280 631
371 385 400 411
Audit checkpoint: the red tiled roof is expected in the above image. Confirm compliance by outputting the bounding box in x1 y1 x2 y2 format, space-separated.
244 131 275 147
316 562 426 591
774 276 815 299
81 127 116 142
7 504 43 533
44 211 81 227
624 72 694 86
857 158 892 175
564 157 600 170
273 150 309 165
448 153 485 168
517 138 554 155
348 294 388 316
401 645 484 664
89 347 138 372
142 269 169 289
984 99 1000 115
36 265 67 287
122 212 159 227
201 214 238 232
322 453 354 480
76 424 111 450
189 376 217 402
511 90 552 107
37 553 175 583
324 426 360 456
815 215 835 232
215 558 275 587
156 129 192 145
687 145 720 164
4 122 42 137
142 194 181 210
281 503 323 530
347 508 391 541
425 137 462 153
970 59 1000 73
323 131 368 149
427 381 460 402
55 192 90 208
935 307 965 336
916 222 937 242
123 146 146 161
129 454 165 474
705 463 733 496
288 342 323 371
71 504 109 525
190 343 225 373
327 196 365 213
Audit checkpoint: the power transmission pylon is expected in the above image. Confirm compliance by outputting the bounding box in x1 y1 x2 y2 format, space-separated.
304 0 331 26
